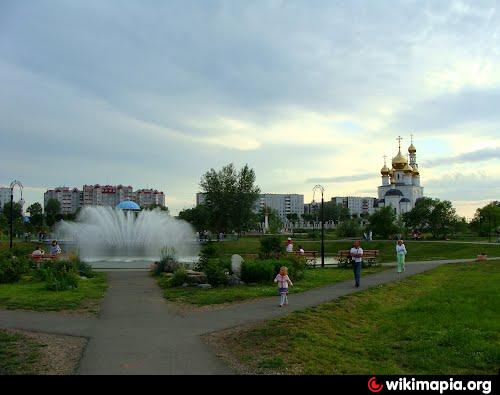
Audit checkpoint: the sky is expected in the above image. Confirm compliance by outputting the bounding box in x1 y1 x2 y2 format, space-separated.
1 0 499 220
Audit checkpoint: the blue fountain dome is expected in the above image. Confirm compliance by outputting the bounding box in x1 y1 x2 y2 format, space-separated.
116 200 141 211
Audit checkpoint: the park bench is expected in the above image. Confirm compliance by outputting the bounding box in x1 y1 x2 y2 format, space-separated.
27 253 61 263
337 249 380 268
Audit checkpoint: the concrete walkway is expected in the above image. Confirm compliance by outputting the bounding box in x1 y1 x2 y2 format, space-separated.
0 258 495 374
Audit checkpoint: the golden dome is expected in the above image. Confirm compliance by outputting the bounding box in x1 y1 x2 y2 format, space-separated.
392 150 408 170
381 164 390 175
412 165 420 176
408 143 416 153
403 163 413 173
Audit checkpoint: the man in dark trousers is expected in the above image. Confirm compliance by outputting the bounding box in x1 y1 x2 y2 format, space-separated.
350 240 364 288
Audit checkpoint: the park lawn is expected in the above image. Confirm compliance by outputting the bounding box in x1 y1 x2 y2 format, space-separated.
0 330 44 375
217 238 500 263
0 273 107 313
214 260 500 375
161 266 388 306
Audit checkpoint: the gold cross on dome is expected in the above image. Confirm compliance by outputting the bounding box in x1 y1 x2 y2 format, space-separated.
396 136 403 150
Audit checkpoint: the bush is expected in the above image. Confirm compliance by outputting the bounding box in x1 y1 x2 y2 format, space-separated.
337 220 362 238
71 257 95 278
241 259 276 283
37 260 80 291
154 246 180 275
259 236 283 258
203 258 229 286
0 252 32 284
279 255 307 280
45 269 79 291
195 241 220 272
307 230 320 240
170 268 188 287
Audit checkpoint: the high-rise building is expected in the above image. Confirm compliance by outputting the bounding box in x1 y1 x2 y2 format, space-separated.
44 184 166 213
0 187 11 210
331 196 377 217
257 194 304 221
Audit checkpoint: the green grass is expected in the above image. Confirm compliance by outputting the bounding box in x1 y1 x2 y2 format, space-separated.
161 266 387 306
0 273 107 312
219 260 500 374
0 330 45 375
216 238 500 263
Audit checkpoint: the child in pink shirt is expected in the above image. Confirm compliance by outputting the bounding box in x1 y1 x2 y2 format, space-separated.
274 266 293 307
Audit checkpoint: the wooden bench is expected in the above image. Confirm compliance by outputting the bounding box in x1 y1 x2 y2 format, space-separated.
337 249 380 268
27 254 60 263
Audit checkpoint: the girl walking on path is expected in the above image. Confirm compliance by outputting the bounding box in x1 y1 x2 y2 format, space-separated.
274 266 293 307
396 239 407 279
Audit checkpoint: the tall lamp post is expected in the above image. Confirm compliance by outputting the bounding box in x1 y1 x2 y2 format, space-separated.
313 185 325 268
9 180 24 249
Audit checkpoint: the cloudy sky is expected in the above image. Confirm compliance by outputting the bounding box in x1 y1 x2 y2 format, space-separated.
1 0 499 219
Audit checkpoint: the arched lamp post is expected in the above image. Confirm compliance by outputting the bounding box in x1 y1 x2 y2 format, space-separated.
313 185 325 268
9 180 24 249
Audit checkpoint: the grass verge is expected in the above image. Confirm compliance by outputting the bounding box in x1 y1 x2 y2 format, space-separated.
0 273 107 313
161 266 388 306
207 260 500 374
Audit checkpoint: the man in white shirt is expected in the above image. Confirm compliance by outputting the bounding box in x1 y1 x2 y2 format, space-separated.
349 240 363 288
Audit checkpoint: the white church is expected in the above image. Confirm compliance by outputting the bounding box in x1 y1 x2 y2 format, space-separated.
376 136 424 215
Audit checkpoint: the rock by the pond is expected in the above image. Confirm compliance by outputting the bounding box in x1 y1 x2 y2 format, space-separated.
185 270 207 284
231 254 244 275
228 273 245 286
197 283 212 289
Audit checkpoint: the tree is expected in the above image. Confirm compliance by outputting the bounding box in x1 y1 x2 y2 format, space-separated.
2 202 23 221
323 201 350 223
178 205 210 232
27 202 44 227
200 163 260 233
368 206 398 239
470 201 500 237
143 203 169 212
403 197 459 239
45 198 61 227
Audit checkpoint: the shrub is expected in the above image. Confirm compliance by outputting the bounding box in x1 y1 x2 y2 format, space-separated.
278 255 307 280
155 246 180 275
37 260 80 291
195 241 220 271
307 230 320 240
203 258 229 286
0 252 32 284
71 256 95 278
259 236 283 258
170 268 188 287
241 259 276 283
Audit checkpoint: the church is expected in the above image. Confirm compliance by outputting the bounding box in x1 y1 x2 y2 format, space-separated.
376 136 424 215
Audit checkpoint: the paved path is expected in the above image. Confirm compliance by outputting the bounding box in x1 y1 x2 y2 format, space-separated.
0 258 496 374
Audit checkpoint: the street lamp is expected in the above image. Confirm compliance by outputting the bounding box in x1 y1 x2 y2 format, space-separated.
9 180 23 249
313 185 325 268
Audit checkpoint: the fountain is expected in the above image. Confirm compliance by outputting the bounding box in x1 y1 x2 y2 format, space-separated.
55 205 199 269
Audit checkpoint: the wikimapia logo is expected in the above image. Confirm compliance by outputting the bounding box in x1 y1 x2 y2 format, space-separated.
367 377 492 394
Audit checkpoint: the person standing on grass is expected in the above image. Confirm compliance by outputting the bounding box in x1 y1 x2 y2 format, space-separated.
396 239 407 279
285 237 294 253
350 240 363 288
274 266 293 307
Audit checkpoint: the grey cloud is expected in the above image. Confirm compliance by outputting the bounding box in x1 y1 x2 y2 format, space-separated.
426 173 500 202
306 173 376 183
425 147 500 167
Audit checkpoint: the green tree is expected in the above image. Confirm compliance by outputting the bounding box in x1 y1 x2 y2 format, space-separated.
403 197 459 239
200 163 260 233
323 201 350 223
470 201 500 237
45 198 61 227
2 202 23 221
178 205 211 232
143 203 169 212
27 202 44 227
337 219 362 238
368 206 398 239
